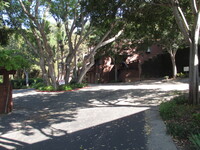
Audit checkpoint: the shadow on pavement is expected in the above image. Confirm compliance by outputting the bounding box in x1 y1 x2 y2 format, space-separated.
0 84 180 150
1 111 147 150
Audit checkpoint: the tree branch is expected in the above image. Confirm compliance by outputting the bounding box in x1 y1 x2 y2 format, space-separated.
171 0 191 43
35 0 40 18
98 29 124 48
18 0 35 21
190 0 198 14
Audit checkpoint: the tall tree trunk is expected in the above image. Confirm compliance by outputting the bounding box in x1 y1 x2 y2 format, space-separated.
65 52 74 84
24 69 29 87
189 41 199 105
48 60 58 89
168 49 177 78
39 57 50 86
188 10 200 105
72 51 77 82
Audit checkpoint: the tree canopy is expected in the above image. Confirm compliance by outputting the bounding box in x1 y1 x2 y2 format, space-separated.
0 49 30 70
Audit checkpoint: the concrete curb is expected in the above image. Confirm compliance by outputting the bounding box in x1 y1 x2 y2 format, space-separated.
146 107 178 150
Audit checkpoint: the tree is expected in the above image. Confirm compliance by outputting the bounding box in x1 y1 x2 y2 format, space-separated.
5 0 58 88
122 1 185 79
150 0 200 104
49 0 125 83
171 0 200 105
0 49 29 71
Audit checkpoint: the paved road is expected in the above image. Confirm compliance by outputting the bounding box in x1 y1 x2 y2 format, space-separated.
0 79 188 150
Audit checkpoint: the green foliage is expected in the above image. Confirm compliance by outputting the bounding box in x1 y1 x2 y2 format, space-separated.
159 100 177 120
189 134 200 150
0 1 9 10
177 72 188 78
159 95 187 120
0 49 30 70
0 76 2 83
166 122 196 139
35 83 87 91
193 113 200 122
159 95 200 142
44 86 55 91
12 78 44 89
59 85 73 91
31 82 45 89
0 28 14 46
173 95 187 105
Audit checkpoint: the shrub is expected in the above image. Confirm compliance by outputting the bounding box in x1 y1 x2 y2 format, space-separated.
34 82 87 92
159 101 177 120
31 82 45 89
173 95 187 105
44 86 54 91
166 121 198 139
59 85 72 91
11 78 44 89
189 134 200 150
166 122 188 139
0 76 3 83
34 78 43 83
11 79 24 89
177 72 188 78
192 113 200 124
159 94 200 148
38 86 45 91
28 78 35 85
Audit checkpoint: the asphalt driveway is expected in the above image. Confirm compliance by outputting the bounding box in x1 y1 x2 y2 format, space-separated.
0 79 189 150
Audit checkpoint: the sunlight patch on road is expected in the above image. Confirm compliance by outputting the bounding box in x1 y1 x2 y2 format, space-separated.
52 107 150 134
0 107 150 149
81 83 189 92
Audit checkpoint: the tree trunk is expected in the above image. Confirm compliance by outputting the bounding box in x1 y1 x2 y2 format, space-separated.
189 41 199 105
65 52 74 84
77 56 95 83
48 60 58 89
188 10 200 105
39 57 50 86
171 0 200 105
115 65 118 82
169 49 177 78
24 69 29 87
73 51 77 82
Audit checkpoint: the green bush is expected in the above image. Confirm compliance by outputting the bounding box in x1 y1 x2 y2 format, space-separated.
166 122 188 139
31 82 45 89
38 86 45 91
173 95 187 105
160 95 200 143
159 101 177 120
59 85 72 91
34 82 87 92
11 79 24 89
166 121 198 139
193 113 200 124
11 78 44 89
34 78 43 83
0 76 3 83
189 134 200 150
177 72 188 78
44 86 54 91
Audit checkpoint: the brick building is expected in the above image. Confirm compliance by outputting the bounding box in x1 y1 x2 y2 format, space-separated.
86 44 173 83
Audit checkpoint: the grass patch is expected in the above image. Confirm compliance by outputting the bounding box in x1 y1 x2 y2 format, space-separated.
35 83 88 92
159 95 200 149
